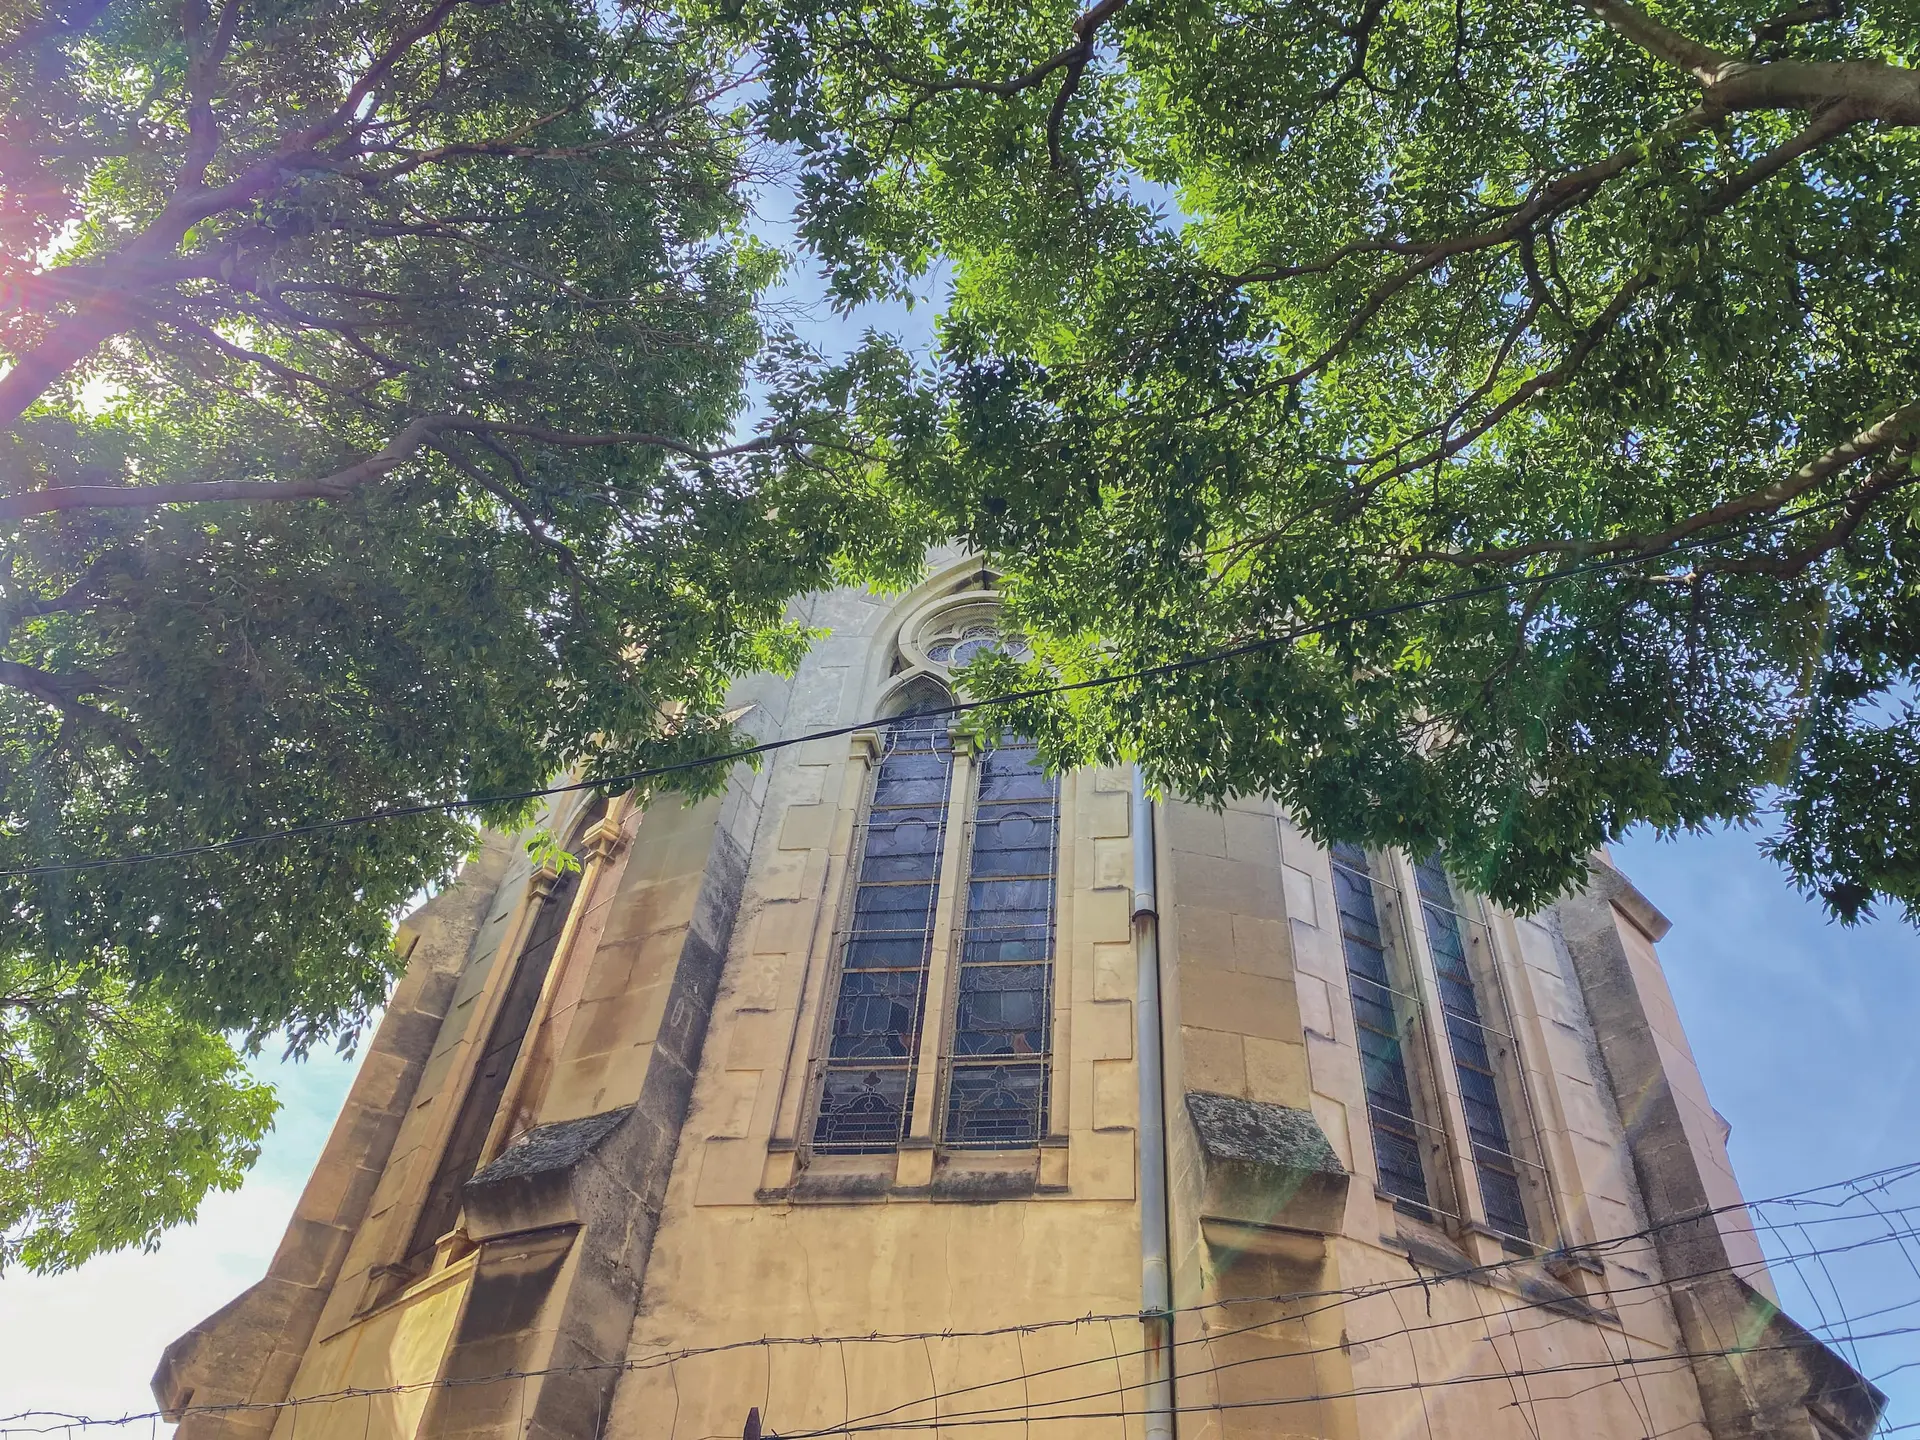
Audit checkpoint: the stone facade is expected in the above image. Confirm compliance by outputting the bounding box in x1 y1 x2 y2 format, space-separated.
155 555 1884 1440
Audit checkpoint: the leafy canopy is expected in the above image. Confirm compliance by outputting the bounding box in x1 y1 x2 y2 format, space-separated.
742 0 1920 922
0 0 926 1267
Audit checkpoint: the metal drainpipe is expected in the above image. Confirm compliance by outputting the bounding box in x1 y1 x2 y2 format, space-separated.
1132 765 1175 1440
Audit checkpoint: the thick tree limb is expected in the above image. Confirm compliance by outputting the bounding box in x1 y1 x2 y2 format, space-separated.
1707 448 1919 577
1578 0 1920 123
1411 395 1920 569
0 661 140 753
0 415 814 521
0 415 454 521
1576 0 1730 82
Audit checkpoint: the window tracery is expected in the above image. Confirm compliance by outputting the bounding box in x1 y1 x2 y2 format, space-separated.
809 594 1062 1161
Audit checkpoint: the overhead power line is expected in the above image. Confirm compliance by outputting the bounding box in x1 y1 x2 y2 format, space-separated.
764 1329 1920 1440
781 1221 1920 1440
4 1156 1912 1434
0 493 1860 879
2 1328 1906 1438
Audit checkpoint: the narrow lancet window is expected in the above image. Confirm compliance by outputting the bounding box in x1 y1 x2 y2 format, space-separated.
403 797 603 1274
944 736 1060 1147
1330 842 1432 1211
814 710 954 1151
1415 853 1530 1240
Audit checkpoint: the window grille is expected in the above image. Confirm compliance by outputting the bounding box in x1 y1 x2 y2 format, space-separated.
944 737 1060 1147
813 712 954 1152
1330 842 1432 1212
1414 853 1531 1241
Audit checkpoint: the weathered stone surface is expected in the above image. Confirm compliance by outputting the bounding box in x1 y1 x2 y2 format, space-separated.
1186 1089 1343 1175
1560 858 1884 1440
1185 1089 1350 1240
151 565 1887 1440
155 836 516 1440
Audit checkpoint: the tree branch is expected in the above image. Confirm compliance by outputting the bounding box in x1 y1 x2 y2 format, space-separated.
1412 395 1920 568
0 415 818 521
0 0 498 428
1577 0 1920 122
444 419 808 459
1706 448 1919 577
0 661 141 753
1313 0 1392 104
1751 0 1842 49
1043 0 1129 171
0 415 454 522
861 0 1128 153
1575 0 1731 83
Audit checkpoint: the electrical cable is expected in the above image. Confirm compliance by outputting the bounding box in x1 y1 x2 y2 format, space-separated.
788 1218 1920 1440
8 1325 1907 1437
0 489 1867 879
5 1160 1913 1435
766 1327 1920 1440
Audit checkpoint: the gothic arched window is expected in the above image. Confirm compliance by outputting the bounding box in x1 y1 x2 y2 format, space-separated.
1330 842 1433 1212
1415 853 1532 1241
811 654 1064 1157
813 700 955 1152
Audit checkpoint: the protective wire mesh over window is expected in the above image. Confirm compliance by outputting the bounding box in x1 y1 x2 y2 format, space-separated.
1330 843 1432 1213
1415 854 1531 1241
944 737 1060 1147
813 713 952 1151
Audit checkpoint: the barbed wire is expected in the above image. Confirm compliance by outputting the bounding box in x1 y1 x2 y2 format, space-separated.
763 1328 1920 1439
768 1223 1920 1440
4 1157 1913 1435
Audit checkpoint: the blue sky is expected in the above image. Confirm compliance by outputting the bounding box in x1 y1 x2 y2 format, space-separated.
2 226 1915 1435
1 822 1912 1432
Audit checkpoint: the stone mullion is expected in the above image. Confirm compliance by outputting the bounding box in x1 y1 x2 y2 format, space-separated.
1043 768 1077 1147
902 732 974 1153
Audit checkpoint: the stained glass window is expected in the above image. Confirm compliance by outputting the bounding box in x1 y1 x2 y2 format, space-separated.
944 736 1059 1147
1330 842 1432 1213
1415 853 1531 1241
813 711 953 1151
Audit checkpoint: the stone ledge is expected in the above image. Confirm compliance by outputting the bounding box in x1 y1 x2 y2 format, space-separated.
1585 855 1672 941
461 1108 630 1241
1185 1090 1348 1237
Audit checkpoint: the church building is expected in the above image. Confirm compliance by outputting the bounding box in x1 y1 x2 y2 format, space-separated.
153 557 1884 1440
